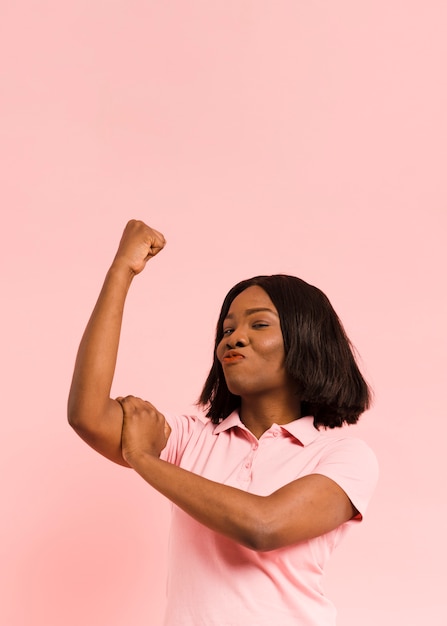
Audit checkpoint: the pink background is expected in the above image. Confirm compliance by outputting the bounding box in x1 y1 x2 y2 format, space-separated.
1 2 446 624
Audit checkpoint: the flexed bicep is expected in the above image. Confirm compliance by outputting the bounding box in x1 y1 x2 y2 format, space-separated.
117 396 171 465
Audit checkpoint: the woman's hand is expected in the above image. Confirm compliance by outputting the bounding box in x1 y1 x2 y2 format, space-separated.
112 220 166 276
117 396 171 466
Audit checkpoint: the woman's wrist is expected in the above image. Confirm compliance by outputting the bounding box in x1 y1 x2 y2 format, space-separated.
108 259 137 283
123 448 161 470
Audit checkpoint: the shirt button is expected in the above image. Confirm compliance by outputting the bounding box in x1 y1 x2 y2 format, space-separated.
245 462 251 468
273 431 279 437
252 443 258 450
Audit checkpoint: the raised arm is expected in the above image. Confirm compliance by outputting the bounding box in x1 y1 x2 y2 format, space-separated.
67 220 166 466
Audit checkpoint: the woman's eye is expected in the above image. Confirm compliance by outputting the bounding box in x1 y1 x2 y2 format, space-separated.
222 329 233 336
253 323 268 329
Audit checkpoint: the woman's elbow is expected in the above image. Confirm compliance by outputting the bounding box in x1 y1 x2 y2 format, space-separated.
67 393 106 431
67 407 89 435
67 399 100 435
67 402 80 429
67 396 87 430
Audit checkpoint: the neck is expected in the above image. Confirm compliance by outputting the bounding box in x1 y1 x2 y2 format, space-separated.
239 391 302 439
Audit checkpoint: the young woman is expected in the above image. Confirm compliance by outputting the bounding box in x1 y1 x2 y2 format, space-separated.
68 219 378 626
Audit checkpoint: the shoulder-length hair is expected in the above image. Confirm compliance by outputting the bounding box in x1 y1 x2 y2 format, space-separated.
198 275 372 428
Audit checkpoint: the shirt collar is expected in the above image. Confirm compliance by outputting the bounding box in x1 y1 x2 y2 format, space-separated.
213 411 244 434
213 410 320 446
280 416 320 445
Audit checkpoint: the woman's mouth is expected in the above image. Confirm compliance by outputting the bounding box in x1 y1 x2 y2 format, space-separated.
222 350 245 364
222 354 245 364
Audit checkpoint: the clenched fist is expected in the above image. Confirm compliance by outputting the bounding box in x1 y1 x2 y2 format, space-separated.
113 220 166 275
117 395 171 465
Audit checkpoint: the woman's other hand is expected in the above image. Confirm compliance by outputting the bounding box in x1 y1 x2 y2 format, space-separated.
112 219 166 276
117 396 171 466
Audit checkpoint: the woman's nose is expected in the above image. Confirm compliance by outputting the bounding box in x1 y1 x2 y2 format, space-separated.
226 330 248 349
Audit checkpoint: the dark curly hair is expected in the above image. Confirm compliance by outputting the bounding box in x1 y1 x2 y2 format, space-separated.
198 275 372 428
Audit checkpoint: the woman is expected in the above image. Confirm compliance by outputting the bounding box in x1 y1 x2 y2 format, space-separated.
68 219 378 626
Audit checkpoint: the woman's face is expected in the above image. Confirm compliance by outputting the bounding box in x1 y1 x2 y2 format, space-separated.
216 286 293 398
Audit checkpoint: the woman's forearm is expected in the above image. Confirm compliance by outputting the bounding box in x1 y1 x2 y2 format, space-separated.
68 263 133 421
128 452 266 550
127 451 355 551
68 262 134 426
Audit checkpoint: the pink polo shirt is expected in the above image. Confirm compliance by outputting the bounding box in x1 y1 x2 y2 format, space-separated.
160 411 378 626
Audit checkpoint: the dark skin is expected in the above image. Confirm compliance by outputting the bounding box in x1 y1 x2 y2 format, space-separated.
68 220 357 551
216 285 302 438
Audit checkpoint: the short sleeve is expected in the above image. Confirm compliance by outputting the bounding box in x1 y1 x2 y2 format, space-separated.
160 413 204 466
313 437 379 519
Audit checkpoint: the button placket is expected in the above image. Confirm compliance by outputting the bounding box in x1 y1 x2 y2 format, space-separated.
237 446 256 485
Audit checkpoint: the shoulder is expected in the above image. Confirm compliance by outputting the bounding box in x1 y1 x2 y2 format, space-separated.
317 432 378 466
311 432 379 518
